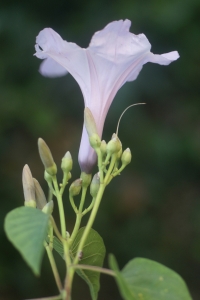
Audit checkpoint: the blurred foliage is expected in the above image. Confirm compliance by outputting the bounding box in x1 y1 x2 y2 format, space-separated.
0 0 200 299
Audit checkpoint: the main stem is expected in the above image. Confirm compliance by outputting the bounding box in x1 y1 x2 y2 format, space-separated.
64 153 117 298
64 183 106 297
52 177 72 299
73 183 106 265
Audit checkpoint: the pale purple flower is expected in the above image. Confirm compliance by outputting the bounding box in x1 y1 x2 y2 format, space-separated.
35 19 179 173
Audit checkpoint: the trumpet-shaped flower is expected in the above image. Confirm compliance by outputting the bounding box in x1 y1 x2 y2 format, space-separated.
35 19 179 173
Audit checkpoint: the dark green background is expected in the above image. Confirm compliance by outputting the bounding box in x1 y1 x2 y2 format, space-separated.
1 0 200 299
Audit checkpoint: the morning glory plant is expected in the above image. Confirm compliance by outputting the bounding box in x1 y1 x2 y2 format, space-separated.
4 20 193 300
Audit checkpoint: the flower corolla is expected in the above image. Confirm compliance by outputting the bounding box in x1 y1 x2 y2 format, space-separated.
35 19 179 173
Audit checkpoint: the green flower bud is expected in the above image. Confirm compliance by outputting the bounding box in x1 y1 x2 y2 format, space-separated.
81 172 92 188
38 138 57 176
66 231 70 239
107 134 121 155
89 134 101 149
61 151 73 173
116 147 122 161
90 173 100 198
67 172 72 181
84 107 98 137
33 178 47 210
69 179 82 196
121 148 132 166
100 140 107 157
44 170 52 184
42 200 54 215
22 164 36 208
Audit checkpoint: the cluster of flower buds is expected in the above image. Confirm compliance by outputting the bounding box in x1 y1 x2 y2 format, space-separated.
22 138 62 214
22 164 54 214
22 110 132 216
84 107 132 181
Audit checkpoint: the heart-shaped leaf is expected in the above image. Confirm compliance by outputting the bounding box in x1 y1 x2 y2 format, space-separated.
109 255 192 300
4 207 49 275
71 227 106 300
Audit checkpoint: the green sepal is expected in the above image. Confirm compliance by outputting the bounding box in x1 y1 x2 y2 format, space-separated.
4 206 49 275
109 255 193 300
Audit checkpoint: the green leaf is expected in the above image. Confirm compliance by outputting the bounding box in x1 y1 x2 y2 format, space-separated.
4 206 49 275
53 236 64 259
71 227 106 300
109 255 193 300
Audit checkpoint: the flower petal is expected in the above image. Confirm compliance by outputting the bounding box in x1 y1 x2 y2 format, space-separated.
147 51 180 65
39 57 68 77
35 28 92 103
89 19 151 58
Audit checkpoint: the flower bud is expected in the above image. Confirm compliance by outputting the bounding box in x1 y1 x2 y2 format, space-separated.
42 200 54 215
107 134 121 155
116 147 122 161
67 172 72 181
89 134 101 149
84 107 98 137
33 178 47 209
81 172 92 188
66 231 70 239
100 140 107 158
90 173 100 198
121 148 132 166
61 151 73 173
69 179 82 196
22 165 36 208
44 170 52 184
38 138 57 176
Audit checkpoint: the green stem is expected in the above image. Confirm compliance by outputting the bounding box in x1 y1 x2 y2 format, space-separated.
103 153 111 172
104 154 117 184
64 183 106 297
69 195 78 213
46 180 56 197
96 148 104 183
79 186 87 212
71 264 116 277
64 153 117 298
49 224 54 251
52 176 66 238
69 213 82 244
52 177 71 287
60 172 69 195
82 197 95 216
72 154 117 267
73 183 106 266
65 267 74 300
112 164 126 177
48 188 53 202
70 186 88 244
50 216 65 242
44 241 63 292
